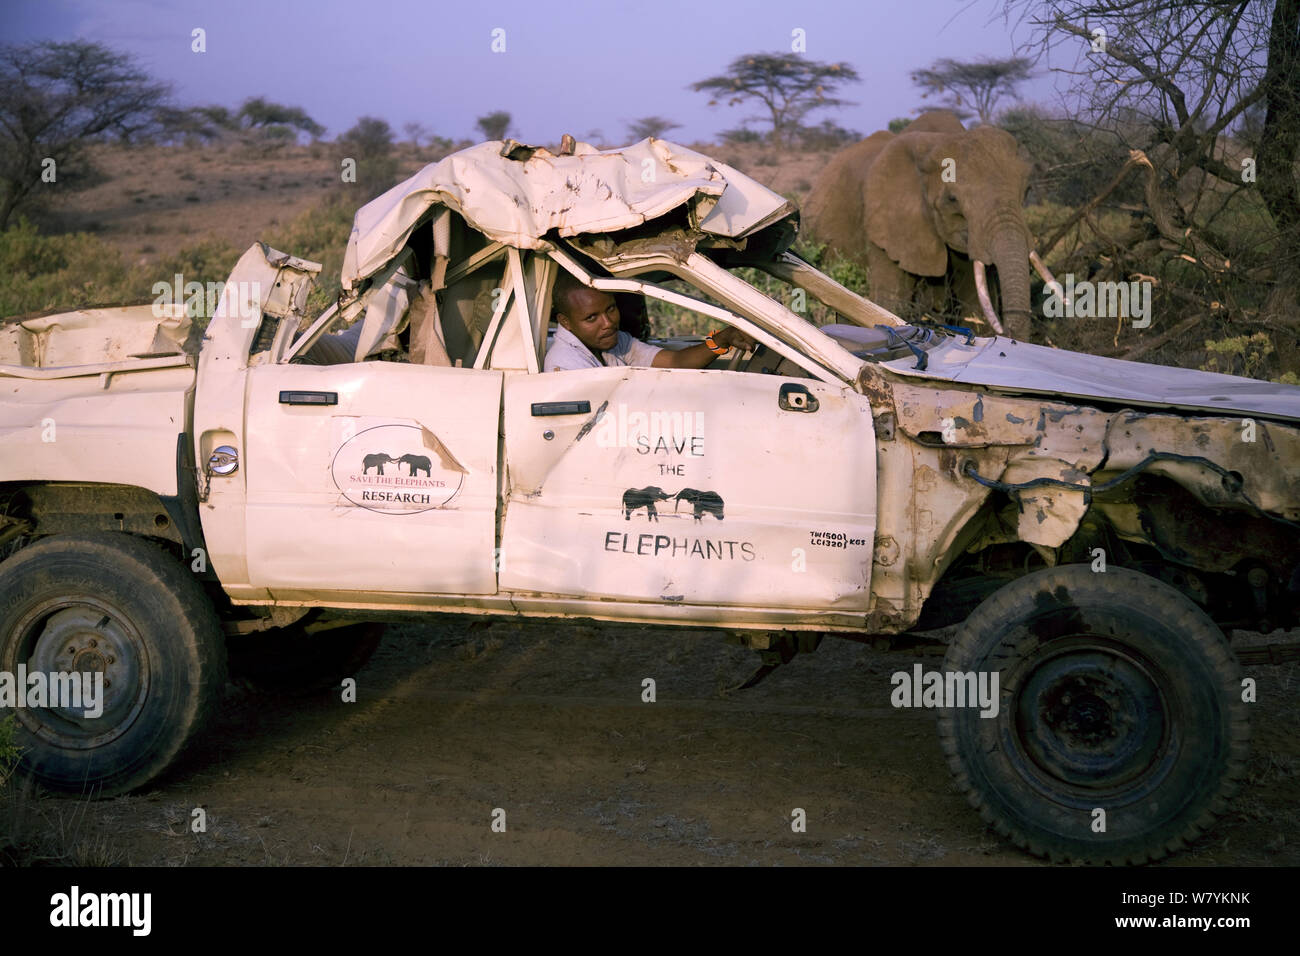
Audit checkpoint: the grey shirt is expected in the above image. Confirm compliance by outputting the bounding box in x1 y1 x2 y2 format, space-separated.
544 324 663 371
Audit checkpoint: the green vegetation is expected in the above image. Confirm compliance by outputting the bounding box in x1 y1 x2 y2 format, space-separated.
0 715 20 789
0 218 240 320
0 189 354 323
264 194 355 316
1201 333 1298 384
645 238 870 337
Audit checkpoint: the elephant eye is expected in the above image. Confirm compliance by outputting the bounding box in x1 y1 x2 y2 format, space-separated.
943 192 959 204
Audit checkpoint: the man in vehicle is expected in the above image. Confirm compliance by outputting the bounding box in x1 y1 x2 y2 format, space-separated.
544 269 756 371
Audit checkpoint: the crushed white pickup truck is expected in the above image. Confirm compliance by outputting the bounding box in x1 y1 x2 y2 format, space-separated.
2 137 1298 864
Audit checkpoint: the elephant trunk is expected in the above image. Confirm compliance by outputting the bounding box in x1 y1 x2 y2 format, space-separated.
987 224 1034 340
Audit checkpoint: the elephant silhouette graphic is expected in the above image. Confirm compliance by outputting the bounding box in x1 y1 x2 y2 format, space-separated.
362 453 394 475
397 454 432 477
674 488 725 522
622 486 671 522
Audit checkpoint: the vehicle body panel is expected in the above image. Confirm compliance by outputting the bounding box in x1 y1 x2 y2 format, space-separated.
242 362 502 595
498 366 876 610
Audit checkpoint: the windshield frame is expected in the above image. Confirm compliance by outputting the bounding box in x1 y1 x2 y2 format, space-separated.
553 241 873 386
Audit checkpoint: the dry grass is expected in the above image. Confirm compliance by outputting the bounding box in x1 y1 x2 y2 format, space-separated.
0 778 126 866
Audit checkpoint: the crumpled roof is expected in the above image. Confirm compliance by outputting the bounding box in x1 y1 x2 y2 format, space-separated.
341 138 796 290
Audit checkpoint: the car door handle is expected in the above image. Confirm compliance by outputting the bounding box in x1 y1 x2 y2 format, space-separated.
279 390 338 406
778 383 819 412
531 401 591 416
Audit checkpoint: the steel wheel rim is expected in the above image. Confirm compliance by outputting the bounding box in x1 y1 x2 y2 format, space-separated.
6 595 149 749
1008 635 1176 801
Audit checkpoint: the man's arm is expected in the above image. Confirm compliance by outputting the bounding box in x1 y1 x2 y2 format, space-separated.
650 326 757 369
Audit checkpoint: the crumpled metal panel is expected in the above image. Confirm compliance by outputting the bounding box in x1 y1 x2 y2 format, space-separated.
1103 411 1300 518
342 138 795 291
868 373 1300 628
1001 458 1091 548
0 306 191 368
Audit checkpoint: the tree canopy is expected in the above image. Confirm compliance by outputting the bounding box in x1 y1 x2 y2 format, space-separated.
690 52 860 148
911 56 1035 124
236 96 324 138
0 40 172 228
476 111 511 141
626 116 682 141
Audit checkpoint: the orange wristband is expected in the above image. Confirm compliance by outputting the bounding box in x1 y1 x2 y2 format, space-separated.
705 331 729 355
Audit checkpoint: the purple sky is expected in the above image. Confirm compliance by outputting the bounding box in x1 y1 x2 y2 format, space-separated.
7 0 1069 144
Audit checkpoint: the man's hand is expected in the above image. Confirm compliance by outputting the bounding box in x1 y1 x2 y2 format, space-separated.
712 326 757 353
651 325 761 370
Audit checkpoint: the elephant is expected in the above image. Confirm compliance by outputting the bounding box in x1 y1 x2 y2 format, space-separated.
362 453 393 475
673 489 724 522
804 110 1060 340
622 486 671 522
397 454 432 477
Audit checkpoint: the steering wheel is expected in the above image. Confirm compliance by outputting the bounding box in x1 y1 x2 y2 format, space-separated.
723 341 752 372
735 341 769 373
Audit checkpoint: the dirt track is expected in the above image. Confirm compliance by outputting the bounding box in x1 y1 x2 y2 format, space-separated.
3 617 1297 866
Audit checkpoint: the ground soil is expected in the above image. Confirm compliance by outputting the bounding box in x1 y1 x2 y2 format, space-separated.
3 617 1296 867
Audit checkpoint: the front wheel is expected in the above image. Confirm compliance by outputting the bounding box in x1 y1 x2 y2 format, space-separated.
0 533 227 796
938 564 1250 864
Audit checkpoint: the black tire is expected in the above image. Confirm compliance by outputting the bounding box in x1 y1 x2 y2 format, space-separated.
938 564 1250 864
226 621 383 696
0 532 227 796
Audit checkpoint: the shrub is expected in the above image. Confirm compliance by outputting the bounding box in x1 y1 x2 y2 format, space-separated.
0 219 241 319
0 219 135 315
264 193 355 314
1200 332 1280 381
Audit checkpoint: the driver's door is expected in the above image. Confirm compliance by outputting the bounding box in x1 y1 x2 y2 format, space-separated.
498 363 876 611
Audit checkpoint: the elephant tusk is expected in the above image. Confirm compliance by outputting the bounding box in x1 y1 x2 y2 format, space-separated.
972 260 1005 335
1030 250 1069 308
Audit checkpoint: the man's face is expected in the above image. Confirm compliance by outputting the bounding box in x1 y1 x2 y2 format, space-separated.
558 287 620 353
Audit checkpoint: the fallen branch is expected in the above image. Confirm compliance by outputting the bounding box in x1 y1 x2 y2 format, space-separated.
1119 313 1207 361
1040 150 1152 260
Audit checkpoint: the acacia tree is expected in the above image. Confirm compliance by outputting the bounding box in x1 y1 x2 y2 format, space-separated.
911 56 1035 124
0 40 171 229
476 111 511 141
1004 0 1300 323
626 116 682 141
340 116 394 157
236 96 324 139
690 53 860 148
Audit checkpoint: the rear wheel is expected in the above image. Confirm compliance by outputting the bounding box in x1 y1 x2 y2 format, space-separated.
0 533 227 796
938 564 1250 864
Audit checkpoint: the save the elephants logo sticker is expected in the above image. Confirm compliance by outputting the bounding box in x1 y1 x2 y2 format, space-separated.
331 423 465 514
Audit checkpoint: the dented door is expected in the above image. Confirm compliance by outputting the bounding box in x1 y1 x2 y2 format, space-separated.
242 362 502 595
499 366 876 611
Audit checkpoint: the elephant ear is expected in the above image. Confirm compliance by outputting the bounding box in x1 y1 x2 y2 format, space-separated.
804 132 892 258
864 134 948 277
